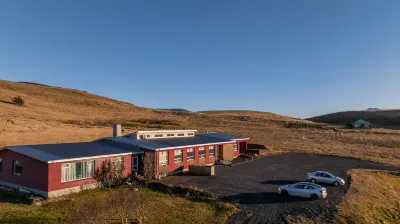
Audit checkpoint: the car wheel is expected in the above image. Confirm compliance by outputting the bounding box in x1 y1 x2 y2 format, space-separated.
310 194 319 200
333 181 339 186
281 190 288 196
310 178 316 183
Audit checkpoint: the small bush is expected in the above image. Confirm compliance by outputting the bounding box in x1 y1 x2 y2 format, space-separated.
12 96 24 106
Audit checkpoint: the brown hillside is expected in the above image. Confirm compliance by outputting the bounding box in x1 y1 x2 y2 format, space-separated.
0 80 399 166
308 110 400 129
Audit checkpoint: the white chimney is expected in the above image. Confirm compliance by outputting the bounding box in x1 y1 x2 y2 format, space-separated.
113 124 122 137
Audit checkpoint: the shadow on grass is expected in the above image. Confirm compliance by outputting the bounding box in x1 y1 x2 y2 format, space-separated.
0 100 14 105
223 192 310 205
0 192 30 205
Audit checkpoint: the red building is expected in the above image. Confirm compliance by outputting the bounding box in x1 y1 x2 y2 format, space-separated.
0 128 249 197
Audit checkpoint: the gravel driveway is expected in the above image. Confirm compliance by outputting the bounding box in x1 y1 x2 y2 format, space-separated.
160 153 399 223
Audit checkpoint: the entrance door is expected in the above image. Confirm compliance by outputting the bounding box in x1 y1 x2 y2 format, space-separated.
218 145 223 160
132 156 139 172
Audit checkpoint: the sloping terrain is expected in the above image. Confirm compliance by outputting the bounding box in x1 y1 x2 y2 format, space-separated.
1 80 400 223
0 80 399 167
308 110 400 129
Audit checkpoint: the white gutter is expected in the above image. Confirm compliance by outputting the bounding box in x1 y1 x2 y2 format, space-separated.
47 152 134 163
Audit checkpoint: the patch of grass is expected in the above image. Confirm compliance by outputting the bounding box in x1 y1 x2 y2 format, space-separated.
283 121 326 129
0 188 236 224
335 170 400 224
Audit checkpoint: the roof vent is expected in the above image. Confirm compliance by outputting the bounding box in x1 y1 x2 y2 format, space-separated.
113 124 122 137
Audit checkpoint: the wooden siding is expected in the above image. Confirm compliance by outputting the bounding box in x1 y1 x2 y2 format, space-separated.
222 144 234 161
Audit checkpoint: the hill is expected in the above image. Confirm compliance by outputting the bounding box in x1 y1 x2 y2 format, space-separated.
0 80 399 166
308 110 400 129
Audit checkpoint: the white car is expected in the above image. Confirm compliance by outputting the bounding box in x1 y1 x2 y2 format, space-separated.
278 182 327 200
307 171 345 186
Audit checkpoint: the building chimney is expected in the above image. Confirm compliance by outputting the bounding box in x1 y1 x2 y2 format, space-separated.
113 124 122 137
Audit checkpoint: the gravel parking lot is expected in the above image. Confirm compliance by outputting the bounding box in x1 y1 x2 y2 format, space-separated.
161 153 399 223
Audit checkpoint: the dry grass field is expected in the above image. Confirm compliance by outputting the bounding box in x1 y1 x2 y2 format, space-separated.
1 80 399 166
1 80 400 223
335 170 400 224
0 187 236 224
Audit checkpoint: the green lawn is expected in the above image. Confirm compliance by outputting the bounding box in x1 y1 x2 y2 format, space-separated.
0 188 236 224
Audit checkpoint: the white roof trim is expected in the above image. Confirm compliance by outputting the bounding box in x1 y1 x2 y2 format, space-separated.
137 130 198 133
48 152 133 163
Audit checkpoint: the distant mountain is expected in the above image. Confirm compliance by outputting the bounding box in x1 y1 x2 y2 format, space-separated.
308 110 400 129
159 108 191 113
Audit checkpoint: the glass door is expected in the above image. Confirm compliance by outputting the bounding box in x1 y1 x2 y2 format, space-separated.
132 156 139 172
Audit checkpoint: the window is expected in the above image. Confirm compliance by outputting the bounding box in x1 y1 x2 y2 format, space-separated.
233 143 238 151
199 147 205 158
0 157 3 172
209 146 215 157
167 134 175 137
13 160 22 175
178 133 184 136
159 151 168 165
155 134 163 138
294 184 306 189
61 160 95 183
187 133 194 136
187 148 194 160
305 186 315 190
174 150 182 163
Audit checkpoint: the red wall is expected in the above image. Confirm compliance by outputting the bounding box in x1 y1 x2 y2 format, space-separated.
0 149 48 191
48 154 132 192
235 140 248 156
159 143 219 174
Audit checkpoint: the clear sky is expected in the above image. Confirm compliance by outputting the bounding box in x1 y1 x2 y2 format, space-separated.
1 1 399 118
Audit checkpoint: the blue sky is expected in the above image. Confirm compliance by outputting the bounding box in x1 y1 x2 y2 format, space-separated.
1 1 399 118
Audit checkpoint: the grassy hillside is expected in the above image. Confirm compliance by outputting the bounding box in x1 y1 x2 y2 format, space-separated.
308 110 400 129
335 170 400 224
0 80 400 166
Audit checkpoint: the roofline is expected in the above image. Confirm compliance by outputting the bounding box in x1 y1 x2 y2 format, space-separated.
47 152 134 163
155 140 235 151
137 130 198 133
1 147 53 163
1 146 135 164
231 138 250 141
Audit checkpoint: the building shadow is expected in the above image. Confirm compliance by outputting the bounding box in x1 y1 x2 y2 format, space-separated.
223 192 309 205
0 192 30 205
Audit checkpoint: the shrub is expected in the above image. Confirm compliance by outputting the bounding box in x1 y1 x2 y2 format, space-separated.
93 159 125 188
12 96 24 106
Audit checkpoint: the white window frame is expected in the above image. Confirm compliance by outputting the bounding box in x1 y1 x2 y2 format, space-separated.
233 142 238 151
13 160 22 176
199 147 205 158
167 134 175 137
209 146 215 157
155 134 163 138
61 160 95 183
187 148 194 160
178 133 184 136
187 133 194 136
174 150 183 163
159 151 169 165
